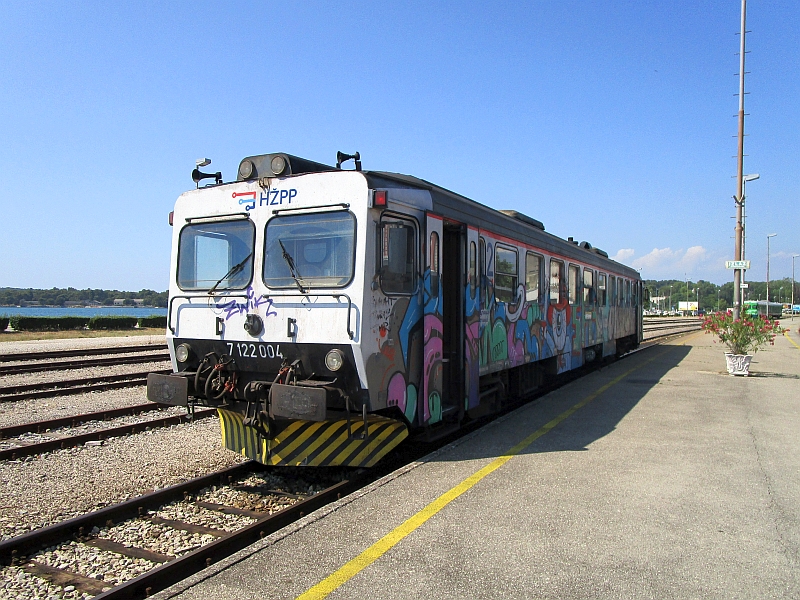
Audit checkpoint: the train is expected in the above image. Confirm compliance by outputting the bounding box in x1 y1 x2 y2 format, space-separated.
743 300 782 320
147 152 643 468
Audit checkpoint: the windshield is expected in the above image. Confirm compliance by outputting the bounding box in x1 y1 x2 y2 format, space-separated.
263 211 355 289
177 220 255 291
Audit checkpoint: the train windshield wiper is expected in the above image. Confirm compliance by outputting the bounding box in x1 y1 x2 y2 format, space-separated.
278 240 307 294
207 252 252 295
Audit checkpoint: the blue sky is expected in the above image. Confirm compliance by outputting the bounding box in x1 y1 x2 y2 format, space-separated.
1 1 798 290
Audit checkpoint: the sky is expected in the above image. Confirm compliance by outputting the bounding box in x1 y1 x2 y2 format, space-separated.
1 1 798 291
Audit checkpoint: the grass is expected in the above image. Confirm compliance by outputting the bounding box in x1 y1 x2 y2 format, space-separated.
0 328 165 342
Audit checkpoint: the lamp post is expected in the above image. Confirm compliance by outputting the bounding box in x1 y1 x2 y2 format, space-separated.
793 254 799 319
685 275 689 315
741 174 759 300
766 233 777 311
717 288 720 312
669 285 673 313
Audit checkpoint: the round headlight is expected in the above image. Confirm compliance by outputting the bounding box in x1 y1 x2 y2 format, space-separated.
324 349 344 372
271 155 287 175
239 159 255 179
175 343 191 363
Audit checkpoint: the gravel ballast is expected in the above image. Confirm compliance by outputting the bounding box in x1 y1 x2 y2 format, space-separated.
0 386 162 429
0 418 243 542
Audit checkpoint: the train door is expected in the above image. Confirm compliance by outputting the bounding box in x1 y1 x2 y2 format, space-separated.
568 264 582 366
442 222 465 421
422 214 464 426
464 227 480 412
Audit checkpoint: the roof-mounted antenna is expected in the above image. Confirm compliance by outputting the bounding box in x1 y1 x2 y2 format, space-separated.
192 158 222 188
336 151 362 171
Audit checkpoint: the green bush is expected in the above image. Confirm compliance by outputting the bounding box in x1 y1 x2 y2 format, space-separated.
0 317 8 332
9 316 90 331
137 315 167 329
88 316 138 330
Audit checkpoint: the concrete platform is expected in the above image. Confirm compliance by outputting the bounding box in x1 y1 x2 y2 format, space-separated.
156 330 800 600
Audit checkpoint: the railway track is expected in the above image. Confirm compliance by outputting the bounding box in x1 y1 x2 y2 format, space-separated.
0 352 171 376
0 402 216 461
0 462 359 599
0 369 171 402
0 343 167 363
643 317 700 340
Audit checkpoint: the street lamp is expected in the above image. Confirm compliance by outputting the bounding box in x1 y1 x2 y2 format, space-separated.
717 288 721 312
741 174 759 295
766 233 777 310
669 285 673 312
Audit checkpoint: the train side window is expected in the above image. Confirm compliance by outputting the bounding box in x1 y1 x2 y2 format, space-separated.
550 259 563 304
583 269 595 305
378 216 416 294
617 277 624 306
495 244 518 303
625 279 631 306
598 273 607 306
469 241 477 293
429 231 439 288
568 264 579 304
612 277 617 306
525 252 542 302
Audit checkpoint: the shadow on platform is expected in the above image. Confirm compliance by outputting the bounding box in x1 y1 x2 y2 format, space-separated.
430 344 693 462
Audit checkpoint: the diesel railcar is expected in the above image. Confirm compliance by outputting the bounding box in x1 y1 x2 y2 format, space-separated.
147 152 643 467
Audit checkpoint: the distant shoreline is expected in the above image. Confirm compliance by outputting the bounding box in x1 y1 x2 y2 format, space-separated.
0 306 167 317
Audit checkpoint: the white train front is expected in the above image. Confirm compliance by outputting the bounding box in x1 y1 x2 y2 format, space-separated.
147 152 643 467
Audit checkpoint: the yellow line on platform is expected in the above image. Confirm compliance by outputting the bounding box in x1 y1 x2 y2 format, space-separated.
784 331 800 351
295 347 671 600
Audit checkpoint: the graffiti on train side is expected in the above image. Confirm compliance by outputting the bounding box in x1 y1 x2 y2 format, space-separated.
422 268 443 424
365 294 423 426
364 239 635 428
369 294 396 348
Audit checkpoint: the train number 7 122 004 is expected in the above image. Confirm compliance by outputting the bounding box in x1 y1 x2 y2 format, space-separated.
226 342 284 360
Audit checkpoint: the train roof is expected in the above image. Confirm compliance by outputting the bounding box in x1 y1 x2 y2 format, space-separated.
365 171 640 279
230 152 639 279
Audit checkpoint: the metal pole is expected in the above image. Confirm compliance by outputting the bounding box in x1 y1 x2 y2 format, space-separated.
733 0 747 320
793 255 798 319
767 233 776 311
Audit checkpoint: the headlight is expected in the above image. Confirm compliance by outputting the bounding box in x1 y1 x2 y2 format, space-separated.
271 155 287 175
175 343 191 363
324 349 344 372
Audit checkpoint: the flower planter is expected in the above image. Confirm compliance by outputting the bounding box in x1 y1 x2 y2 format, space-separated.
725 353 752 376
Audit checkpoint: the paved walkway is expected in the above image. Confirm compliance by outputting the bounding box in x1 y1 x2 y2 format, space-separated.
157 330 800 600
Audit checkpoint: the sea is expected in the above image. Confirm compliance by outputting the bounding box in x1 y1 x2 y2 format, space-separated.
0 307 167 318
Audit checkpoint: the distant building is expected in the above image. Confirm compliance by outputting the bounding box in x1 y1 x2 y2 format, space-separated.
133 299 144 306
113 299 125 306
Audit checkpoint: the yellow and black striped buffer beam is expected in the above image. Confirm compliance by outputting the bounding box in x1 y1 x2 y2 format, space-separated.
218 409 408 468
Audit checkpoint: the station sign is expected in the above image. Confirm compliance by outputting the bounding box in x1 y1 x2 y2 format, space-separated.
725 260 751 269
